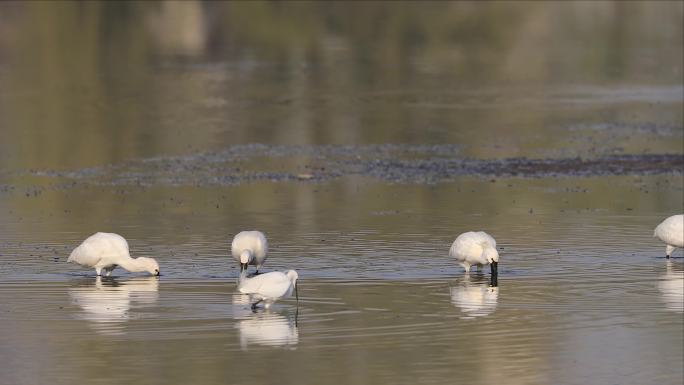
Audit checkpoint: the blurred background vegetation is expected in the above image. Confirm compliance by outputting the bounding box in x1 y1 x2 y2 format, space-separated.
0 1 681 170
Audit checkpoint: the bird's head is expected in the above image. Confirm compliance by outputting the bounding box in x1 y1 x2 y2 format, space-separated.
285 270 299 284
483 246 499 264
239 250 253 272
138 257 160 276
483 247 499 275
285 270 299 302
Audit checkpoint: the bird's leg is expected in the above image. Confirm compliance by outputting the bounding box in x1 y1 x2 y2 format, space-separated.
95 267 102 276
251 299 263 311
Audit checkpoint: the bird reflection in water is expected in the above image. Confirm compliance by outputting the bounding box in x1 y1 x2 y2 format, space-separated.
232 294 298 350
69 276 159 335
658 261 683 313
450 273 499 319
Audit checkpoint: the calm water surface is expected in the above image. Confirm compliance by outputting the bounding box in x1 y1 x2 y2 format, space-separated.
0 2 683 385
1 177 682 385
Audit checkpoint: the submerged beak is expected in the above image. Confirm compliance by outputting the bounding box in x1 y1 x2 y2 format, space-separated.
490 261 498 276
490 271 498 287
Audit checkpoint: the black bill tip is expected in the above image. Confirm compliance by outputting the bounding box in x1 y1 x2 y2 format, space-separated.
490 272 498 287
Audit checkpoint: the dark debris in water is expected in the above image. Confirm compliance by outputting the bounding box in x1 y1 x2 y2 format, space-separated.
362 153 684 182
10 145 684 188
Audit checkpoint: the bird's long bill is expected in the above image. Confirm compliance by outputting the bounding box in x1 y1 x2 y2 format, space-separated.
490 261 498 276
490 271 498 287
295 283 299 303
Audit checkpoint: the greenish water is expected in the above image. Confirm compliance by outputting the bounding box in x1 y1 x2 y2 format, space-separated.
0 2 682 385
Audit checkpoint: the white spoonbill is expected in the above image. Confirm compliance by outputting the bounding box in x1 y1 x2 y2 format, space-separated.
449 231 499 275
238 270 298 310
654 214 683 258
67 232 160 276
232 230 268 273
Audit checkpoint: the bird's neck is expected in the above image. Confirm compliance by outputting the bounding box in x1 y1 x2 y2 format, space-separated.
117 257 147 273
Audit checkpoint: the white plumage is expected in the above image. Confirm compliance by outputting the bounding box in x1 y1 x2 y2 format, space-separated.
238 270 298 309
231 230 269 273
654 214 683 258
449 231 500 274
67 232 160 276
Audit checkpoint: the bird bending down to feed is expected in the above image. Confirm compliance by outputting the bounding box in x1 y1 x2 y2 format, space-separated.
238 270 299 310
67 232 160 276
450 231 499 275
232 230 268 273
654 214 683 258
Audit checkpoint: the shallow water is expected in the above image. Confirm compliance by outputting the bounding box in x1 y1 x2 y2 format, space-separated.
1 2 683 385
1 177 682 385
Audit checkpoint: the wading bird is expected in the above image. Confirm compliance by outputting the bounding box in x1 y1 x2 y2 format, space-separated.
238 270 299 310
67 232 160 276
654 214 683 258
449 231 499 275
232 230 269 273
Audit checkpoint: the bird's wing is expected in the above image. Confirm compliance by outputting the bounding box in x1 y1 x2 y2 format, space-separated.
476 232 496 248
238 273 267 293
254 232 268 261
238 272 290 298
656 216 684 247
68 243 103 266
231 231 268 261
450 233 485 261
67 233 130 267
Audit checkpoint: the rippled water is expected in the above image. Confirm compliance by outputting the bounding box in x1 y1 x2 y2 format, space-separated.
1 176 682 385
1 2 683 385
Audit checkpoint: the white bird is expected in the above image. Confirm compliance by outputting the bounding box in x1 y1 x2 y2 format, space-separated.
654 214 683 258
67 232 160 276
449 231 499 274
238 270 299 310
232 230 269 273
